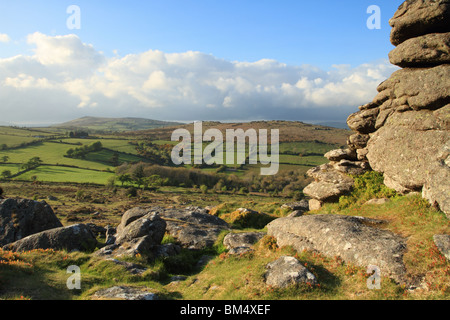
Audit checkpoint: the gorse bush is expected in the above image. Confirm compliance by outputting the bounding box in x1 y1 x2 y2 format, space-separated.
339 171 397 209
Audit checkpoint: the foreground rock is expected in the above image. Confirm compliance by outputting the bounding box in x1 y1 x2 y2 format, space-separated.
264 256 317 288
0 199 63 246
92 286 158 300
95 208 172 259
115 212 166 246
433 234 450 261
159 206 230 249
223 232 265 255
267 215 407 282
3 224 97 252
95 206 229 259
303 164 355 205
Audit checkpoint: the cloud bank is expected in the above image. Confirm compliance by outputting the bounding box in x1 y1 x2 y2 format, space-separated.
0 32 398 125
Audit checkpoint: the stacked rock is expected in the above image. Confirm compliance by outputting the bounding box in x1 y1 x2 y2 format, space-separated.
304 0 450 216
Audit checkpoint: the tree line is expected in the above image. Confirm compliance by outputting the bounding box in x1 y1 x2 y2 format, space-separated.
65 141 103 159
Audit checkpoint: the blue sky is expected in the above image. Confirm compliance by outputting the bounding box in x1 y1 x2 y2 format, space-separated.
0 1 403 125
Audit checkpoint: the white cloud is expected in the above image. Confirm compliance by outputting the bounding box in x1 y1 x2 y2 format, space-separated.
0 32 399 124
0 33 10 43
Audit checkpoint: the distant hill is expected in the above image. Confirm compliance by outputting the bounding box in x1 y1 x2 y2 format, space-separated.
311 121 349 130
51 116 182 132
123 120 352 146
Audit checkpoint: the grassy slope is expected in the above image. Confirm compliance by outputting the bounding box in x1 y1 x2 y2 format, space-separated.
51 116 181 132
0 181 448 300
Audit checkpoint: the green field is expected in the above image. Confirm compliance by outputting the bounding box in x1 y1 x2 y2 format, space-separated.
18 165 115 184
65 138 141 155
279 141 338 155
0 124 337 185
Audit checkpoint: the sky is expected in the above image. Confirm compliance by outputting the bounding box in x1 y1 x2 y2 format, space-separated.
0 0 404 126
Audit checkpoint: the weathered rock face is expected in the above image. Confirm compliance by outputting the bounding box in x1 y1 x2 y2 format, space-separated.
389 32 450 67
115 212 166 246
389 0 450 46
0 199 63 246
267 215 407 282
159 206 230 250
374 65 450 113
367 106 450 194
3 224 98 252
303 0 450 216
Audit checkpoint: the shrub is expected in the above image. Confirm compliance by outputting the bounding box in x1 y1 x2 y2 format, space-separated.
339 171 397 209
125 187 138 198
200 185 208 194
259 235 278 251
221 208 276 229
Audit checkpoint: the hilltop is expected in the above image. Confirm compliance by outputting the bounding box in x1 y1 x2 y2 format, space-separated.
122 120 351 145
50 116 182 133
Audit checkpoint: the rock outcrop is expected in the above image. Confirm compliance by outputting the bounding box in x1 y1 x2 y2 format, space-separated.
0 199 63 246
267 215 407 282
95 206 230 259
302 0 450 216
160 206 230 250
3 224 98 252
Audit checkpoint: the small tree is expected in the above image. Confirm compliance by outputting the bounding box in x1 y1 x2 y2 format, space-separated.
1 170 12 180
111 152 120 166
1 155 9 163
200 185 208 194
22 157 43 170
106 176 116 189
132 164 145 189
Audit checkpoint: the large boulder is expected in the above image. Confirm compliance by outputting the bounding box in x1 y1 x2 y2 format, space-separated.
95 208 168 258
0 199 63 246
115 212 166 246
389 0 450 46
267 215 407 282
3 224 98 252
389 32 450 67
